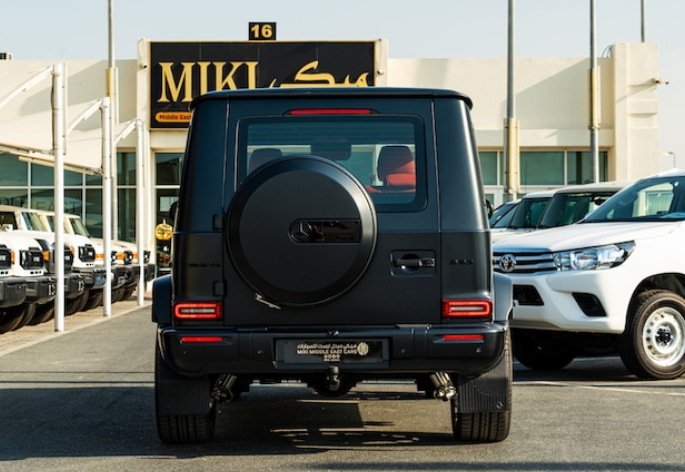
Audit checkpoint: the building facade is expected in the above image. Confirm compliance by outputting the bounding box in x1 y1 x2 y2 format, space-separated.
0 39 663 275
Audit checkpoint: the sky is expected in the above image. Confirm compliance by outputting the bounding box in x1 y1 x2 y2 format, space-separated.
2 0 684 163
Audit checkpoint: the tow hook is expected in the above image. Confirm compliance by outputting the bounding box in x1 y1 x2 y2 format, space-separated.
211 374 238 403
327 366 341 392
429 372 456 401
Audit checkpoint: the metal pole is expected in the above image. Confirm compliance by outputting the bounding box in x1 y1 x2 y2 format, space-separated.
108 0 119 239
136 119 145 306
504 0 518 201
641 0 646 42
589 0 599 183
52 64 65 332
101 97 112 317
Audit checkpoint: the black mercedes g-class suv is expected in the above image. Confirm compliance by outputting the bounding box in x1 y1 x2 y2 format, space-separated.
152 87 513 444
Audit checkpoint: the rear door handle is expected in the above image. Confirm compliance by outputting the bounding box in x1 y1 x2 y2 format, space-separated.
394 257 435 268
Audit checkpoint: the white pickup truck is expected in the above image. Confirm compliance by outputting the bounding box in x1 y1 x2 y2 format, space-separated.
493 170 685 380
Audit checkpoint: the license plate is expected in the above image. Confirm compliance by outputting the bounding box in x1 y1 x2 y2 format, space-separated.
278 340 385 364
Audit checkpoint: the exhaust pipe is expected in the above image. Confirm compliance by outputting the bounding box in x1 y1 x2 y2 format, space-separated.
429 372 456 401
211 374 238 403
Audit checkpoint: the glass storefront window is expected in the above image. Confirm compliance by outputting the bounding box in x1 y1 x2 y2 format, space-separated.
31 164 82 186
31 189 83 215
85 188 103 238
86 173 103 186
0 155 28 187
0 189 28 207
479 151 498 186
156 153 183 185
520 151 565 185
567 151 608 185
117 152 137 186
118 188 137 242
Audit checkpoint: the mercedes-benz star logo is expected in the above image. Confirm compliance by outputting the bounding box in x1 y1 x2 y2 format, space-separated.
289 221 312 243
499 254 517 273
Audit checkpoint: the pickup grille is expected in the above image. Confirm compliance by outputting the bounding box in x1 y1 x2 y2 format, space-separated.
493 251 557 274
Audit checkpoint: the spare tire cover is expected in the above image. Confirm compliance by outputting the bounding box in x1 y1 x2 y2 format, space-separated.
227 156 377 307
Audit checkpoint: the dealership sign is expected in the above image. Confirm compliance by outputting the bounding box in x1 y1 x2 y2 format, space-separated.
149 41 376 129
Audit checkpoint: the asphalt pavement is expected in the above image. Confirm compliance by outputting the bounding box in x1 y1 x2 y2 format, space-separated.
2 294 685 472
0 293 152 359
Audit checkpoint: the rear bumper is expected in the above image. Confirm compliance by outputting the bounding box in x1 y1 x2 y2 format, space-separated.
0 277 27 308
158 323 508 377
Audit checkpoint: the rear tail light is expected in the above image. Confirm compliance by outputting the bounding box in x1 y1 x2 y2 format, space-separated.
173 302 223 320
442 300 492 320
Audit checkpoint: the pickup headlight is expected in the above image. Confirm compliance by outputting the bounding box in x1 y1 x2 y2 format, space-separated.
553 242 635 271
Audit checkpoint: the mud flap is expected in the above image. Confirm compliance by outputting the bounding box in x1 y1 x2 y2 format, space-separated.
456 334 512 413
155 344 212 415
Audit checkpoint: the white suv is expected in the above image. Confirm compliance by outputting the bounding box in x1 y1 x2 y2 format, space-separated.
493 170 685 380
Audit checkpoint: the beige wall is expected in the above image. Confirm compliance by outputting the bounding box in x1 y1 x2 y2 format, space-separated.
387 43 661 183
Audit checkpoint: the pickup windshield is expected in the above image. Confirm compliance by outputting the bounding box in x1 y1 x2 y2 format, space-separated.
583 175 685 223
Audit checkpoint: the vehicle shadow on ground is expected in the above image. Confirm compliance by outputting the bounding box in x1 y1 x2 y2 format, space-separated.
0 383 465 461
0 359 679 466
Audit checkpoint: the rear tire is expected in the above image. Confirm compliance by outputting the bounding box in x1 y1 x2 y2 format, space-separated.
512 328 575 370
451 329 512 442
619 290 685 380
155 343 216 443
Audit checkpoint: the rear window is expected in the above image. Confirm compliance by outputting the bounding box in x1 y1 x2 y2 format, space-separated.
238 114 426 212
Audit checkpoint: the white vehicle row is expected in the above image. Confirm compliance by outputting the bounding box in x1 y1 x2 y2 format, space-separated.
0 204 154 333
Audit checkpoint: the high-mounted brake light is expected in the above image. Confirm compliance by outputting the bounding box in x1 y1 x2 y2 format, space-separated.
173 302 223 320
288 108 373 115
442 300 492 319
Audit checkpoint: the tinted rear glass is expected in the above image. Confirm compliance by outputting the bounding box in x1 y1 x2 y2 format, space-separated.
238 115 426 212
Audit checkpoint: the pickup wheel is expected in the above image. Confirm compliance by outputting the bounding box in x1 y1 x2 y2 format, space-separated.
619 290 685 380
512 329 575 370
155 344 216 443
0 305 26 333
452 330 512 442
12 303 37 330
28 303 54 325
66 291 88 315
82 291 103 311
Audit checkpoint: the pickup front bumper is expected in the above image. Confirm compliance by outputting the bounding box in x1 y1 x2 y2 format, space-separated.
0 276 27 308
73 267 107 291
25 275 56 305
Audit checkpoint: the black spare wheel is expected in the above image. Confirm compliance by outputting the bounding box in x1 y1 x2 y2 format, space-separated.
227 156 377 307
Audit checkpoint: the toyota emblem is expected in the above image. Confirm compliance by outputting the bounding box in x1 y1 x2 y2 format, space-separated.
499 254 516 273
